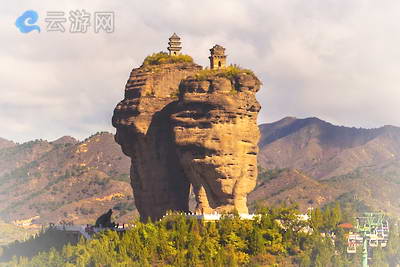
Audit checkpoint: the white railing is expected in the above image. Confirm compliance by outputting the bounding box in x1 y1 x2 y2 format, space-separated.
162 212 261 221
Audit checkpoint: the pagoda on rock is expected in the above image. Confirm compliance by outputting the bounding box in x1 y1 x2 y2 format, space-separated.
167 33 182 56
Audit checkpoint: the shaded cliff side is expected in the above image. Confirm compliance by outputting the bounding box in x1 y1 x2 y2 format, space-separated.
112 61 202 220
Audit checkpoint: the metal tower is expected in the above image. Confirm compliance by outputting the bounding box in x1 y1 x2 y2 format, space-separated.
355 212 388 267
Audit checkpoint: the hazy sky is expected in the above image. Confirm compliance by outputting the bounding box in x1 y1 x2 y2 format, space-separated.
2 0 400 142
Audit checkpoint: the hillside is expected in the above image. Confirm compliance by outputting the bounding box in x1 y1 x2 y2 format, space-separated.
248 168 339 212
322 159 400 215
257 117 400 216
0 138 15 150
258 117 400 180
0 132 135 233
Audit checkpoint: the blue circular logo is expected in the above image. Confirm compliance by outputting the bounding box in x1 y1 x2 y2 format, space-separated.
15 10 41 33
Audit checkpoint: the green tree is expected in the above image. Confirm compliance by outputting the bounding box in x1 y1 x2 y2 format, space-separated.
310 208 324 232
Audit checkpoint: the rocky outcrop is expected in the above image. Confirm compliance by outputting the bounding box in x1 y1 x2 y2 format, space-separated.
112 62 202 220
112 61 261 221
171 74 261 214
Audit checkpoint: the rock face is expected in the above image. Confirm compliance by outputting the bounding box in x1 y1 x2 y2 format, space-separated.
171 75 261 214
112 62 202 220
112 61 261 220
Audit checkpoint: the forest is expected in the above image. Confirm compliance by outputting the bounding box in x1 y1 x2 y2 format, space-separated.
1 203 400 267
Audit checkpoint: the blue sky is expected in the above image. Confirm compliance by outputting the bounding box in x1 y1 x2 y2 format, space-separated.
1 0 400 142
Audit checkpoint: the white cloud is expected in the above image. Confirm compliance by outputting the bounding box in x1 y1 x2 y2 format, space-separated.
1 0 400 142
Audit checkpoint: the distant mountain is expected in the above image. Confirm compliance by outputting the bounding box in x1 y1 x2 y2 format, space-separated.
257 117 400 216
0 139 54 177
0 132 134 231
258 117 400 179
50 136 78 146
0 138 15 150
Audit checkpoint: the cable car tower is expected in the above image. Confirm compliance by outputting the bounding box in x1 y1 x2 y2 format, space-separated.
355 212 389 267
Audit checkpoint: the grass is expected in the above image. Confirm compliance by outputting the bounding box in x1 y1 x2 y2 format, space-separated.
142 52 193 66
193 65 255 81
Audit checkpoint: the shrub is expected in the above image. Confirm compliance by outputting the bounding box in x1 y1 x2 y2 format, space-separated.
193 65 255 81
142 52 193 66
79 207 95 215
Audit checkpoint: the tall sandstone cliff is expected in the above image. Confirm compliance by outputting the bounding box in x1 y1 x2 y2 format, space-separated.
112 60 261 220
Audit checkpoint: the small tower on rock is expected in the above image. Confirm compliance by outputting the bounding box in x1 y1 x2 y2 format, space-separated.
167 33 182 56
209 44 227 69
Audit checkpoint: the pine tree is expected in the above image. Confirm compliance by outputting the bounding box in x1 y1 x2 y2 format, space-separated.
310 208 324 232
331 202 342 227
187 230 201 266
248 227 265 255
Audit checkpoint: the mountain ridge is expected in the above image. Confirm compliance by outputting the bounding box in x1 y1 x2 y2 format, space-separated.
258 117 400 180
0 137 15 150
0 132 134 228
